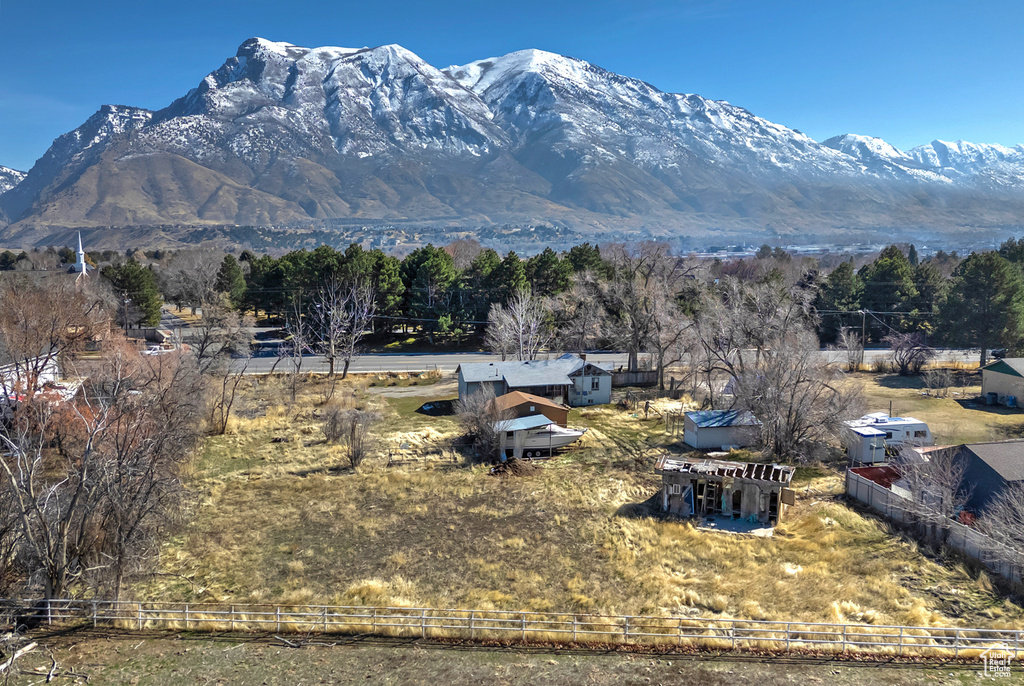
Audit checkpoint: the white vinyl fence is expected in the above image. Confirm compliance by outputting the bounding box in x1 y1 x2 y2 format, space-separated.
2 599 1021 658
846 470 1023 584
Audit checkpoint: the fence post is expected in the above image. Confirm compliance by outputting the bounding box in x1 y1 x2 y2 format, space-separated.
276 607 281 633
521 612 526 641
731 620 736 650
624 616 629 644
230 605 235 632
678 618 683 646
421 609 426 639
46 599 52 626
573 615 577 643
954 629 960 657
373 608 378 634
470 611 475 640
138 602 143 631
898 626 904 656
785 622 791 652
92 600 97 629
842 624 847 653
185 604 190 631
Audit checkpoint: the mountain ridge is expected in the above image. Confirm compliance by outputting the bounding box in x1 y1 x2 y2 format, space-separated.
3 37 1024 247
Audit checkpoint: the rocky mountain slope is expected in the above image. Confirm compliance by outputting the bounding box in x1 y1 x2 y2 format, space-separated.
3 37 1024 246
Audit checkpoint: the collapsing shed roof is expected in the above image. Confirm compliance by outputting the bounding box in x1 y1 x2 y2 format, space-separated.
655 456 795 485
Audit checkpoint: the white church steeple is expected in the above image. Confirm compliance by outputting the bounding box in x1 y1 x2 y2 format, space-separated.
76 232 87 274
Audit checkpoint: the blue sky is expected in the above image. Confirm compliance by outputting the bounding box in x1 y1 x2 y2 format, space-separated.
1 0 1022 171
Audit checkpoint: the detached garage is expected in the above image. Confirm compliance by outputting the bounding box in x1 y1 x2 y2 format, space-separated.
980 359 1024 406
683 410 761 450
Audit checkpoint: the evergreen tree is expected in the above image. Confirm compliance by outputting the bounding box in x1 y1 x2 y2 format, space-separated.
564 243 605 274
939 251 1024 365
907 244 919 267
998 237 1024 264
401 245 458 331
525 247 572 296
858 245 919 337
813 260 862 342
494 251 527 303
101 261 162 327
215 255 247 309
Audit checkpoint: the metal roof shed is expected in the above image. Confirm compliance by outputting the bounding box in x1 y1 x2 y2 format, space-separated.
682 410 761 450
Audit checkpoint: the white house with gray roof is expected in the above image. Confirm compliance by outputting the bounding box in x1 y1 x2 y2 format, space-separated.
457 354 612 407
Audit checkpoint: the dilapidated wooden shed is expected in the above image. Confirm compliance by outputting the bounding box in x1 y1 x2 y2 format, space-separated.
654 456 796 525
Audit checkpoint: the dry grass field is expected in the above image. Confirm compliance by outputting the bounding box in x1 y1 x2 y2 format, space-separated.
143 373 1024 631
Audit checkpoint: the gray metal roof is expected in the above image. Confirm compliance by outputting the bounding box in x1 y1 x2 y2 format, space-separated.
963 441 1024 482
459 355 609 388
493 414 554 433
655 455 794 485
684 410 761 428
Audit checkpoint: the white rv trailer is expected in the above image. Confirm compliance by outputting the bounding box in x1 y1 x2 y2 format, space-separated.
842 412 933 465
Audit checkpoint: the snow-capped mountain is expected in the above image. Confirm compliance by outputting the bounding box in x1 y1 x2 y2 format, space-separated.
0 166 25 195
4 37 1024 243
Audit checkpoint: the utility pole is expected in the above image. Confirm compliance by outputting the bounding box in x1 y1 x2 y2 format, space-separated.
122 291 130 333
860 310 867 351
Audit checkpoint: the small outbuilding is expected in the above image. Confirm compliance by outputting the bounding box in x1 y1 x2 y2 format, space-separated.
490 391 569 427
980 359 1024 406
682 410 760 450
655 456 796 524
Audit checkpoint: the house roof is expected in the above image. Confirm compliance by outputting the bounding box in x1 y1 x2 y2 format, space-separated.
655 455 794 485
981 359 1024 378
961 441 1024 482
684 409 761 428
491 391 568 413
458 355 610 388
493 414 555 433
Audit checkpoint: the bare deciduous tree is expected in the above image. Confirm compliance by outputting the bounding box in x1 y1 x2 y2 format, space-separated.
895 446 971 527
484 290 551 361
691 278 861 461
978 483 1024 570
0 277 109 401
276 295 312 403
323 407 380 470
311 277 376 382
454 386 513 462
552 275 604 356
885 332 934 376
0 342 203 599
157 250 222 314
835 326 864 372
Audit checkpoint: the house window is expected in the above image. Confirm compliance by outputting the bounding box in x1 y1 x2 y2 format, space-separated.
670 483 681 495
530 406 535 412
914 430 926 438
591 377 600 391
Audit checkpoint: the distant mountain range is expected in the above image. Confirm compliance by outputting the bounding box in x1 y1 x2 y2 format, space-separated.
3 37 1024 248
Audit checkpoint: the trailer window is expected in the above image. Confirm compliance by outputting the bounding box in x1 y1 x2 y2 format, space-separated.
914 430 927 438
885 432 893 439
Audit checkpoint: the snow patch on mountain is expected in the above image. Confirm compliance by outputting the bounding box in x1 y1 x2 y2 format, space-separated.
0 166 26 195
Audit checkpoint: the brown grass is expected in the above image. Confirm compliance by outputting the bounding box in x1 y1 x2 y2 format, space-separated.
142 374 1024 631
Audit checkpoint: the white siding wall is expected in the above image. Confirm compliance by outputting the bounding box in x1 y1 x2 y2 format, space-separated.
981 370 1024 405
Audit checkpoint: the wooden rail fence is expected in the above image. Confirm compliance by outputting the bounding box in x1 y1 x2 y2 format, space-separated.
3 599 1021 658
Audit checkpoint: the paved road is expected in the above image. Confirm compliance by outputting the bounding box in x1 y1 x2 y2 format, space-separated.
233 347 983 375
239 351 633 375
